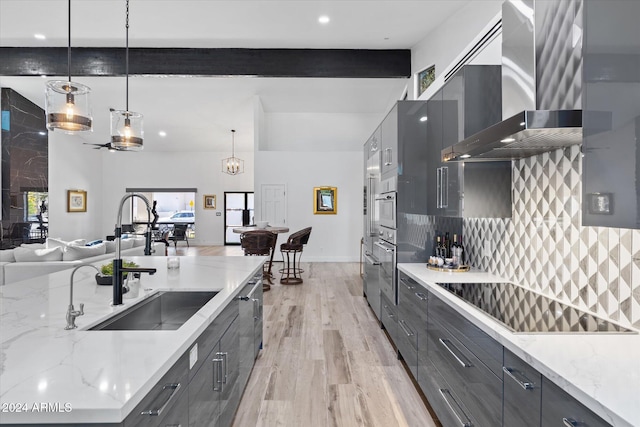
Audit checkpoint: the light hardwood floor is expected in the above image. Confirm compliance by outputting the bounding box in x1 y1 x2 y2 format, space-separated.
173 246 438 426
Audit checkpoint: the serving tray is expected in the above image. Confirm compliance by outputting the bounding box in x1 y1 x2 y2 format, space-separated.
426 264 470 273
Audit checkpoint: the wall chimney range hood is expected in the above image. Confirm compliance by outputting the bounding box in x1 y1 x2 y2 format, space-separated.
443 0 588 162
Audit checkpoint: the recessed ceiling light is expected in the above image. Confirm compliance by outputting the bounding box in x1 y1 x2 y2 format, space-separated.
460 154 471 159
318 15 330 24
158 131 167 137
38 131 46 136
419 116 428 122
500 137 516 143
34 34 46 40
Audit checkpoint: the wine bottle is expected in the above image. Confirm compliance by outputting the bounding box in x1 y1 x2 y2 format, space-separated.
435 235 442 257
451 233 460 265
457 235 465 265
444 232 451 258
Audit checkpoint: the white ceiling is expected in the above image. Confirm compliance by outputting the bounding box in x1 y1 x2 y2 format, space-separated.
0 0 472 152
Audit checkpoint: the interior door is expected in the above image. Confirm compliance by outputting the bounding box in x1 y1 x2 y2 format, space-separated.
260 184 287 227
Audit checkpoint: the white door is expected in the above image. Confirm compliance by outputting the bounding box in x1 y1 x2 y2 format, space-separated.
261 184 287 227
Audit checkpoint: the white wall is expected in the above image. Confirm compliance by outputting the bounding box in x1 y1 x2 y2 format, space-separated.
410 0 503 100
100 150 254 245
254 150 362 262
263 112 382 151
48 132 104 240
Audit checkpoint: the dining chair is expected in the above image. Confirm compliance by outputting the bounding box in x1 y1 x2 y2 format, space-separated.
279 227 312 284
240 230 278 291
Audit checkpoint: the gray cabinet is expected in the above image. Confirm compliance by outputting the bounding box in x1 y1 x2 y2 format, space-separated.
238 275 263 392
541 377 611 427
503 348 541 427
124 353 189 427
380 107 398 180
427 66 511 218
380 292 398 346
582 0 640 229
396 272 427 378
188 299 240 427
426 291 502 426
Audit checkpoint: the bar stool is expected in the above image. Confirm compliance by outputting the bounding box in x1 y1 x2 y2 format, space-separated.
240 230 278 291
279 227 312 285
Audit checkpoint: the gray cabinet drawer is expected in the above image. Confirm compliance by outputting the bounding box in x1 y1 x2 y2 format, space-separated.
419 357 480 427
125 353 189 427
503 348 541 427
427 317 502 426
380 292 397 347
429 290 502 377
542 377 612 427
397 273 427 378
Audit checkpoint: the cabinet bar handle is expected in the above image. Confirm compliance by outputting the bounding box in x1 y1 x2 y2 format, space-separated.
415 292 428 301
438 388 473 427
140 382 181 416
212 357 223 391
439 338 472 368
218 352 228 384
398 319 415 337
562 418 579 427
400 277 414 290
502 366 535 390
383 305 395 318
384 148 392 166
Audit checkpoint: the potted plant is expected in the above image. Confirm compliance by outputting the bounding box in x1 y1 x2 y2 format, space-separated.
95 260 139 286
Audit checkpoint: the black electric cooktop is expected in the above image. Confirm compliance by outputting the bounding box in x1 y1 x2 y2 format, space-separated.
435 282 635 333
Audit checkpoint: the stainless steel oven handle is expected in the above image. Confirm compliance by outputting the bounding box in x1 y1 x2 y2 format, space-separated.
438 388 473 427
439 338 472 368
374 241 394 252
502 366 535 390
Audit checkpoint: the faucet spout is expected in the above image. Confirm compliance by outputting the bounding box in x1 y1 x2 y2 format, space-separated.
113 193 154 305
66 263 100 330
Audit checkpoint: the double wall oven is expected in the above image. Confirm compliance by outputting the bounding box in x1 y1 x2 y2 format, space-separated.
374 187 397 304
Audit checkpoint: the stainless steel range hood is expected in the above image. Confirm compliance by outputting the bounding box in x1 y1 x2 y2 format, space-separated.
443 0 587 162
442 109 582 161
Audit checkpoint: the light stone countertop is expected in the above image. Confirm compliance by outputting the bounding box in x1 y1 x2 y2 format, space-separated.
398 263 640 427
0 256 264 425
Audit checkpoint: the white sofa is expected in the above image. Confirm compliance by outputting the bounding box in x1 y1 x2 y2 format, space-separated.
0 238 166 286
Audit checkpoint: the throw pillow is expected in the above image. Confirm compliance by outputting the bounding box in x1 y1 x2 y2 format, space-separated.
13 246 63 262
0 249 16 262
104 240 116 253
63 243 107 261
119 239 135 250
47 237 87 249
132 237 146 247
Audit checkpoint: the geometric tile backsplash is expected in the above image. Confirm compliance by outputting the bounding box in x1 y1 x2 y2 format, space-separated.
463 145 640 329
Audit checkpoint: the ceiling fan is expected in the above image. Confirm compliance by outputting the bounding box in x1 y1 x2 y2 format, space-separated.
83 142 118 151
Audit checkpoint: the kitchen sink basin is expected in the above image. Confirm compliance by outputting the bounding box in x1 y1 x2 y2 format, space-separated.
88 291 219 331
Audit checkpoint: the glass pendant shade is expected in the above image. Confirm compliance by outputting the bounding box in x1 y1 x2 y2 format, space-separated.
45 81 93 133
110 110 144 151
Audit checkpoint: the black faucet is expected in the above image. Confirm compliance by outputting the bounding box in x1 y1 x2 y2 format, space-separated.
112 193 157 305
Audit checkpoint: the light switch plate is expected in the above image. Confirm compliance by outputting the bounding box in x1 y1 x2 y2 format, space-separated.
189 344 198 369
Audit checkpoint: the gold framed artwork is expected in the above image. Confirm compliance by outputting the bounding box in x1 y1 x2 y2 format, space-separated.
67 190 87 212
313 187 337 214
203 194 216 209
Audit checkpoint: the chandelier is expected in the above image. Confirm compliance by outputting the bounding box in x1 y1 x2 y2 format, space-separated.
222 130 244 175
110 0 144 151
45 0 93 133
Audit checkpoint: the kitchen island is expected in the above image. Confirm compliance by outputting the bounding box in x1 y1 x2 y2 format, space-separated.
398 263 639 427
0 256 264 425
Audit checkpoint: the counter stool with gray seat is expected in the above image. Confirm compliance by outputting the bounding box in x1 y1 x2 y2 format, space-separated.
240 230 278 291
279 227 312 285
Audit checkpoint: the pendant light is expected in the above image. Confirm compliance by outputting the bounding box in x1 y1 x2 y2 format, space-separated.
45 0 93 133
110 0 143 151
222 130 244 175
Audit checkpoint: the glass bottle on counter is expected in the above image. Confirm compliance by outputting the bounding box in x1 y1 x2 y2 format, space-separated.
451 234 460 265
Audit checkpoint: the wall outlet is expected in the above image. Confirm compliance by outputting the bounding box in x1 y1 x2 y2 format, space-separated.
189 344 198 369
483 240 492 258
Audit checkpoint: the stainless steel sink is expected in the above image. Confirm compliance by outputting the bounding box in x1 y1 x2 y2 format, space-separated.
88 291 218 331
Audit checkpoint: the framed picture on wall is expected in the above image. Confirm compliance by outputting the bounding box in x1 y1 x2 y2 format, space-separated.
313 187 337 214
417 64 436 97
67 190 87 212
203 194 216 210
